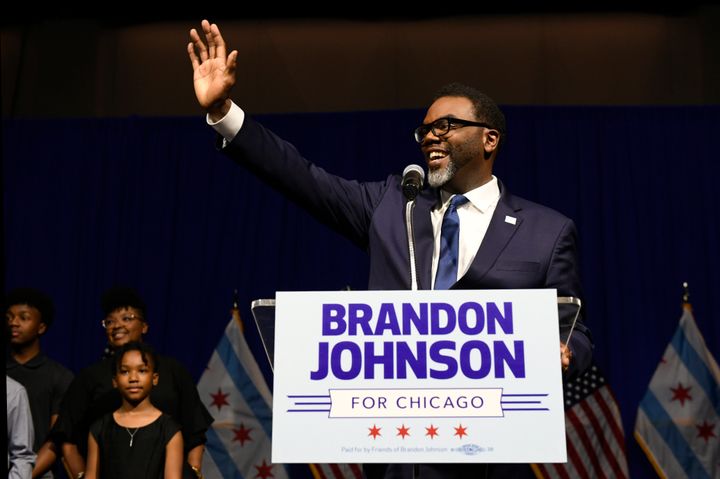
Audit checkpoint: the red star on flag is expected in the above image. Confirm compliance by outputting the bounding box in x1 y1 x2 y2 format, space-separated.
210 388 230 410
396 424 411 439
368 424 382 439
232 423 253 446
454 423 468 439
254 459 274 479
696 420 716 443
425 424 439 439
670 383 693 407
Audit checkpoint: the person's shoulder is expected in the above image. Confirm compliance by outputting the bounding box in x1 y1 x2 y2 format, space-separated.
503 190 574 224
43 355 74 377
159 412 181 427
6 375 25 394
158 412 182 437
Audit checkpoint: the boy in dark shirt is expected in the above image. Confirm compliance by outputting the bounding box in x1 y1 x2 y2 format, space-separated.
6 288 74 479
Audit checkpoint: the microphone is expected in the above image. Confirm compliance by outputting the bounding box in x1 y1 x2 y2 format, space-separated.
402 165 424 289
402 164 425 201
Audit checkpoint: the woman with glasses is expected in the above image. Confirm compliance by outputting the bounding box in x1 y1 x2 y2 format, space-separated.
50 287 213 479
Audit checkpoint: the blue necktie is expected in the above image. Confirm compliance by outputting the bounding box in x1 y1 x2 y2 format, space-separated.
434 194 469 290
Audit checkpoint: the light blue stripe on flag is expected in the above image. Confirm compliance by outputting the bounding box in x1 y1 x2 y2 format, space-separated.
217 332 274 437
205 427 245 479
672 326 720 416
640 390 711 479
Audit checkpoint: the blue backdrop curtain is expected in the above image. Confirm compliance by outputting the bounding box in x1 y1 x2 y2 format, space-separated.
4 106 719 478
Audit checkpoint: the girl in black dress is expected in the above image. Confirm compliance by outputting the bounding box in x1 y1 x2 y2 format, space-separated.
85 342 183 479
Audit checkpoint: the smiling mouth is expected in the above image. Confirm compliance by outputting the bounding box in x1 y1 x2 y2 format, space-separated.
427 150 449 168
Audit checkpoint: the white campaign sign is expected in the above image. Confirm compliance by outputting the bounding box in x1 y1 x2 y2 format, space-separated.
272 289 566 463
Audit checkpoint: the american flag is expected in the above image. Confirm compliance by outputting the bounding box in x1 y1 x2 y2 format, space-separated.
310 463 363 479
532 364 629 479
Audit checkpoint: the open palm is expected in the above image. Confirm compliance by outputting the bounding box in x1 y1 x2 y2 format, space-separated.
188 20 237 111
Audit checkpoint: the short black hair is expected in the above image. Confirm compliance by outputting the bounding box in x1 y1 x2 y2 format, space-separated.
101 287 146 318
433 82 507 146
113 341 159 375
5 288 55 328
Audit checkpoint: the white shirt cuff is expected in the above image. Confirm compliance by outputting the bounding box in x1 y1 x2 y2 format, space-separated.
207 101 245 142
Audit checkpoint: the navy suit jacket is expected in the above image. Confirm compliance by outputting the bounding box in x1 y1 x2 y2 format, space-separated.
224 116 593 478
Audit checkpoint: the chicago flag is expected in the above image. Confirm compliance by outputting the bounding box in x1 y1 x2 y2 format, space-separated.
634 305 720 478
198 314 290 479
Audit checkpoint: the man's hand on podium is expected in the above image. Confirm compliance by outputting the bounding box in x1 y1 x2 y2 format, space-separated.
560 342 573 372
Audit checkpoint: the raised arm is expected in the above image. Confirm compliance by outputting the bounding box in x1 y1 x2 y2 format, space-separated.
188 19 238 121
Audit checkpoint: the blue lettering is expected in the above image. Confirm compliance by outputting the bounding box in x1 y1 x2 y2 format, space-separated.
429 340 457 379
376 303 401 335
396 341 427 379
348 303 373 335
458 302 484 334
310 342 329 379
493 340 526 378
331 341 362 379
487 302 514 334
363 341 394 379
430 303 456 334
322 304 346 335
460 341 492 379
402 303 428 334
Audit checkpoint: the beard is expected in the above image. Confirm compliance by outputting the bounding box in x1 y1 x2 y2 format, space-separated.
426 135 483 189
427 158 458 188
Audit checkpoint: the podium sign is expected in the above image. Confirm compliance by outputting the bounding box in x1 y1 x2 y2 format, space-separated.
272 289 566 463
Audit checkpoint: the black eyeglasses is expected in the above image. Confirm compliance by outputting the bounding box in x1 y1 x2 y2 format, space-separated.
414 117 494 143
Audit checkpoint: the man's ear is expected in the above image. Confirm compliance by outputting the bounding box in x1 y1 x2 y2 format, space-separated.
484 129 500 153
38 322 47 336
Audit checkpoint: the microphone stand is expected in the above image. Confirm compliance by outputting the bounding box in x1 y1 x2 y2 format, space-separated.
405 200 419 290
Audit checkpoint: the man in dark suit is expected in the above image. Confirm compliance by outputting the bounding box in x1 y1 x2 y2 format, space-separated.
188 19 592 479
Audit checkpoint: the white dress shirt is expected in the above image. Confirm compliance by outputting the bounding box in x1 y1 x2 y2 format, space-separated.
431 178 501 289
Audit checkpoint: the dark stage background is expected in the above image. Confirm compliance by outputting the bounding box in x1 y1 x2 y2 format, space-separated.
4 106 719 477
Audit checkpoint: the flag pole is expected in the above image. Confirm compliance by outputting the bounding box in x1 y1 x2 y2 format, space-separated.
682 281 692 313
232 288 244 333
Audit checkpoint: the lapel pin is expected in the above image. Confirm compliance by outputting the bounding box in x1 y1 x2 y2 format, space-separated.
505 215 517 225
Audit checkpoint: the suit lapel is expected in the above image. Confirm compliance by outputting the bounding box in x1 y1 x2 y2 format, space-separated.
455 187 523 288
411 189 437 290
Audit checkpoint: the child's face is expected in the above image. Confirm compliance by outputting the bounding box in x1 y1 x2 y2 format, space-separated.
6 304 46 346
113 350 158 402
